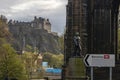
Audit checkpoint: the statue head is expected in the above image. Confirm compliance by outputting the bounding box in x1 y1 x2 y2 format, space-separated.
75 32 79 36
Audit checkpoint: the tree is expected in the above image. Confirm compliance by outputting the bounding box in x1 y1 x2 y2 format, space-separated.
43 52 64 68
51 54 64 68
0 43 27 80
0 15 10 39
118 28 120 53
0 15 27 80
58 35 64 53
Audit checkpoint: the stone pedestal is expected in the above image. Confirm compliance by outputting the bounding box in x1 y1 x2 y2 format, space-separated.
65 57 87 80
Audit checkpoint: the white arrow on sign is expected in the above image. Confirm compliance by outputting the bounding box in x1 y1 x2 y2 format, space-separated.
84 54 115 67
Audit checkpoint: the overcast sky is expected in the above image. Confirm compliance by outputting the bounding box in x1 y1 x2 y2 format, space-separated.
0 0 67 35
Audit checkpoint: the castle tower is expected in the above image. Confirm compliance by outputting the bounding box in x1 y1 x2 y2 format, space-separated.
43 19 51 33
31 16 51 32
65 0 87 63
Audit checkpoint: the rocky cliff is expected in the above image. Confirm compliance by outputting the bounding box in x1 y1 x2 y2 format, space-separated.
8 17 61 54
10 28 61 54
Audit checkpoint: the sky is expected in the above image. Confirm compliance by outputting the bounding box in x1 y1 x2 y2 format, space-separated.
0 0 67 35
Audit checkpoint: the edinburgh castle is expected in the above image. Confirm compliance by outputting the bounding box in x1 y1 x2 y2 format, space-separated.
8 16 57 36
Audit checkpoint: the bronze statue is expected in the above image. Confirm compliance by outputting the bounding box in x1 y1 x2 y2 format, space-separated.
73 32 82 57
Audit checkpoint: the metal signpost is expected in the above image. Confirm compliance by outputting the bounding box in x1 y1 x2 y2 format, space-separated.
84 54 115 80
110 67 112 80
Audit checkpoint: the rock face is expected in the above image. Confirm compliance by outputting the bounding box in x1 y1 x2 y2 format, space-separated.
8 17 61 53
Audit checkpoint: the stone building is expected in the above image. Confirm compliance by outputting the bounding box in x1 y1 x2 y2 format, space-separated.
64 0 120 80
8 16 51 33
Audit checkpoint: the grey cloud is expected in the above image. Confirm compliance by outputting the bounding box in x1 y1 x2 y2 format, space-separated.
0 0 67 35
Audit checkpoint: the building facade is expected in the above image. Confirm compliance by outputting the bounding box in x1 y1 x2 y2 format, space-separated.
64 0 120 80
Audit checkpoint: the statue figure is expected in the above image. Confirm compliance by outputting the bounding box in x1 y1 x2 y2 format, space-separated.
73 32 82 57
